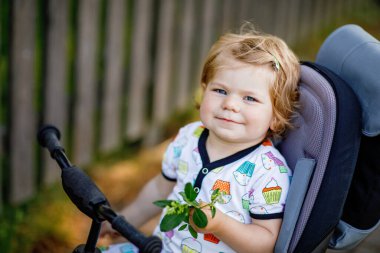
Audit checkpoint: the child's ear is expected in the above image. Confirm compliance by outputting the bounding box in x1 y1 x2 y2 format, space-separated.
269 117 277 132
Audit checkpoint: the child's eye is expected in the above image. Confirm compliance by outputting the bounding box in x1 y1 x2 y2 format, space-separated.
243 96 257 102
213 88 227 95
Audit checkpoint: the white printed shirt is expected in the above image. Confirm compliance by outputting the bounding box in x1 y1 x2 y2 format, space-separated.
153 122 292 253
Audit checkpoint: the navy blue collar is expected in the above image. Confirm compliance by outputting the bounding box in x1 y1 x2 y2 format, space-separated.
198 128 263 169
192 128 263 192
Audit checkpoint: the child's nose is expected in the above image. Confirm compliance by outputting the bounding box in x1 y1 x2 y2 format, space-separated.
222 95 240 112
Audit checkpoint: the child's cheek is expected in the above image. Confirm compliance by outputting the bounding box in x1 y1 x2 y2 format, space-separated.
199 101 211 124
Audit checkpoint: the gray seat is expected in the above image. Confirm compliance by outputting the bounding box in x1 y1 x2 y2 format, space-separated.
275 64 337 253
317 24 380 250
275 24 380 252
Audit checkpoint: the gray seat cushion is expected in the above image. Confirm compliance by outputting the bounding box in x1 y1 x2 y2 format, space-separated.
316 24 380 137
277 64 337 252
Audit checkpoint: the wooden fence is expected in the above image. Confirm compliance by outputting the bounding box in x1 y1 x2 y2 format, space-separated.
0 0 375 209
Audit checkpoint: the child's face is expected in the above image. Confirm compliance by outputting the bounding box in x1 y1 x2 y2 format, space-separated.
200 60 275 147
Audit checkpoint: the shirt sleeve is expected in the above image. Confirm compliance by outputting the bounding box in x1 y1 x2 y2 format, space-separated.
248 147 291 220
161 139 177 181
161 123 196 181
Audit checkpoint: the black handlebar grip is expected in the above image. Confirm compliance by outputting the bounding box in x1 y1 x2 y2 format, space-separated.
140 236 162 253
111 216 162 253
37 125 62 153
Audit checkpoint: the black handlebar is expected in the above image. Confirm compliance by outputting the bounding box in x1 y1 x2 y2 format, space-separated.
37 125 71 169
37 124 61 153
37 125 162 253
97 205 162 253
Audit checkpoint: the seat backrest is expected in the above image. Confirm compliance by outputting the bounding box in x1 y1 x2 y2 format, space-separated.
275 61 362 253
316 24 380 137
275 63 337 252
292 62 361 253
316 24 380 250
276 24 379 253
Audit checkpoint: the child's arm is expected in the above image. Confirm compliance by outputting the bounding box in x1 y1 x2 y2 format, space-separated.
100 173 175 237
190 206 281 253
119 173 175 227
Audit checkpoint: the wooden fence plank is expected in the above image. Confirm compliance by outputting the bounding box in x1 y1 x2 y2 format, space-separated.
335 0 345 26
100 0 126 152
0 0 13 213
274 0 289 40
42 0 69 184
238 0 252 24
312 0 326 36
222 0 234 33
298 0 313 42
73 0 100 165
10 0 36 203
0 0 6 212
175 0 195 110
251 0 276 34
145 0 176 144
286 0 301 45
125 0 153 140
199 0 217 62
323 0 336 29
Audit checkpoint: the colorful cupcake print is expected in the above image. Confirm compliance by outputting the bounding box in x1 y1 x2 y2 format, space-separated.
233 161 255 185
193 126 205 138
262 139 273 146
165 230 174 241
178 160 189 175
181 237 202 253
226 210 245 223
211 166 224 174
262 178 282 204
192 147 202 166
204 233 220 244
120 243 137 253
250 205 269 214
242 189 254 210
162 230 175 250
211 180 232 204
173 136 188 159
261 151 288 173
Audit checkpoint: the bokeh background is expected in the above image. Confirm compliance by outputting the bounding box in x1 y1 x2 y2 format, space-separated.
1 0 380 252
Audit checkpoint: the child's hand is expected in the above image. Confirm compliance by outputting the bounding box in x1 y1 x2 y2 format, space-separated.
154 182 222 238
189 201 222 234
99 221 120 239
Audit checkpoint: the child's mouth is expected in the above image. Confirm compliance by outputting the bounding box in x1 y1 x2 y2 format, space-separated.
216 117 242 124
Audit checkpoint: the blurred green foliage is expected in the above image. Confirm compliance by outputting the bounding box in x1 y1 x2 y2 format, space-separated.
293 2 380 60
0 184 71 252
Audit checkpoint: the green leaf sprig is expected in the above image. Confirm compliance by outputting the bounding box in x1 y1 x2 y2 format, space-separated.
153 182 222 239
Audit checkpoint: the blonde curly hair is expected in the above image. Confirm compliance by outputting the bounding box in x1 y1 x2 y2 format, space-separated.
200 26 300 139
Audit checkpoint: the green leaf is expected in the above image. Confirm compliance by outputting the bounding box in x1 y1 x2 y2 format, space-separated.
188 225 198 239
160 213 186 232
153 200 174 208
184 212 190 223
179 191 188 202
179 191 198 207
179 224 187 231
191 200 200 207
211 206 216 218
184 182 197 201
193 208 208 228
211 188 220 202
